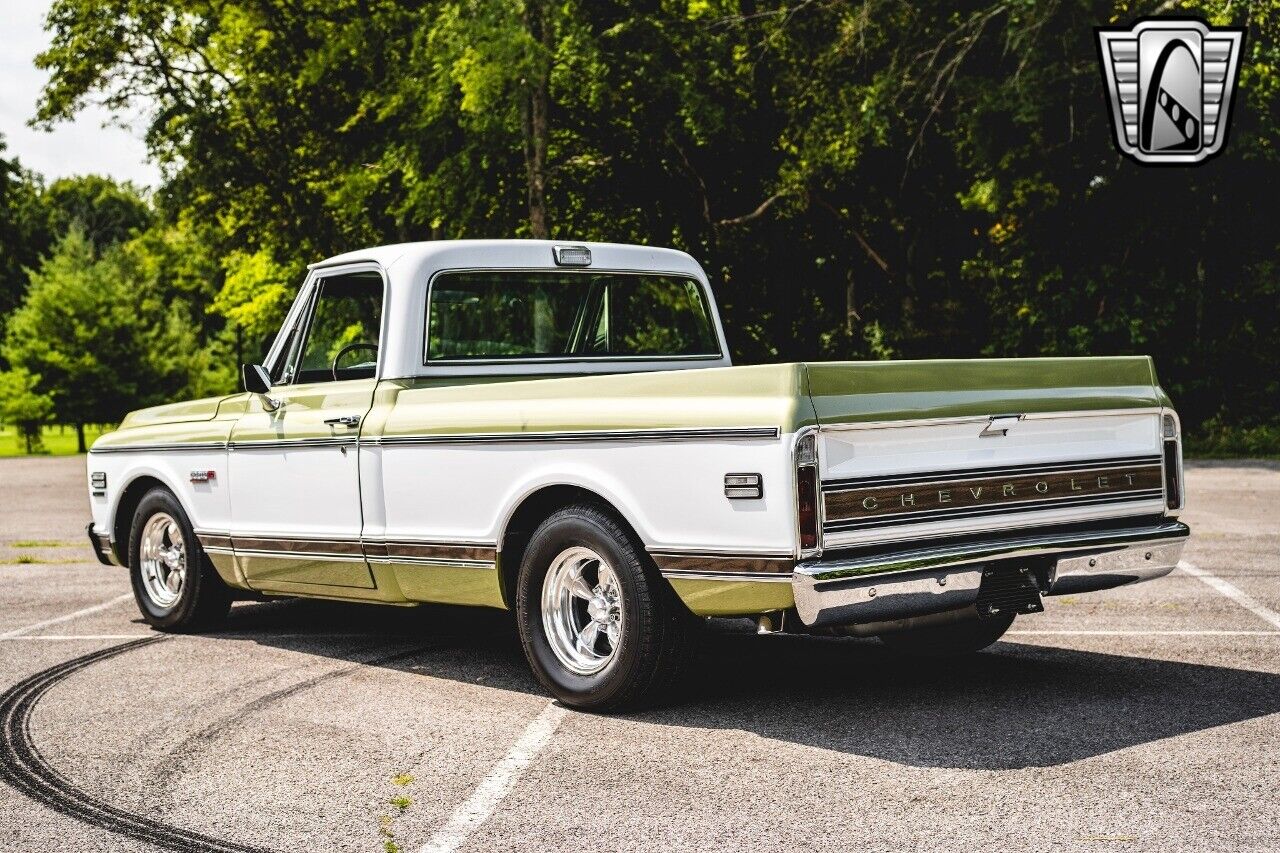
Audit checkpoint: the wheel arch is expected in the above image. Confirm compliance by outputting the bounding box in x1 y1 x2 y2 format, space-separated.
497 483 651 610
111 471 183 565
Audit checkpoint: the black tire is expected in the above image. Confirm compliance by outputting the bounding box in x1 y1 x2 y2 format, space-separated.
877 611 1016 657
128 487 232 632
515 503 699 712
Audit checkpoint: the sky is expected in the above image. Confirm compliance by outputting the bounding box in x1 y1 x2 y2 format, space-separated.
0 0 161 188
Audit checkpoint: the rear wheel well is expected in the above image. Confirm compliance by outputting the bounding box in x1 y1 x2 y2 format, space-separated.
112 475 168 566
499 485 644 609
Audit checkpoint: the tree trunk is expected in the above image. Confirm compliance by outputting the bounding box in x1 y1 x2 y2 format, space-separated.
76 422 86 454
845 270 859 336
522 1 552 239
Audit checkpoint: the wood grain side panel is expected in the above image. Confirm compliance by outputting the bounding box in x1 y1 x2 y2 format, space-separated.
650 553 795 575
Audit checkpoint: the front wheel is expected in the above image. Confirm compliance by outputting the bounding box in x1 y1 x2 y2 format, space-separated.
515 504 698 711
128 487 232 631
877 611 1016 657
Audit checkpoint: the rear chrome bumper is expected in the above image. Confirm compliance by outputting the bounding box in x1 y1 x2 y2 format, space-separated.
793 520 1189 628
86 522 120 567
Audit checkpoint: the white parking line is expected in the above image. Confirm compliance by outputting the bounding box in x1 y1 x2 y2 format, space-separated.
1180 560 1280 630
419 701 567 853
0 593 133 639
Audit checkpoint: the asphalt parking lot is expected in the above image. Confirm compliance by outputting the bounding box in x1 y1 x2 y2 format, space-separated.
0 456 1277 852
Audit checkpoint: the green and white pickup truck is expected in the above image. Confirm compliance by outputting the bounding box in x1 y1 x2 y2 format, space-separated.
87 240 1189 709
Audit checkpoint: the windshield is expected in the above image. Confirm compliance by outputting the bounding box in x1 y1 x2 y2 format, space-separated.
426 271 720 361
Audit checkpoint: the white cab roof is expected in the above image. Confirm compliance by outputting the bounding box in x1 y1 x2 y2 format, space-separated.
311 239 707 281
293 239 731 379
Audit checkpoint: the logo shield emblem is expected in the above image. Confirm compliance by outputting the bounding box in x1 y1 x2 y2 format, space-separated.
1096 19 1245 165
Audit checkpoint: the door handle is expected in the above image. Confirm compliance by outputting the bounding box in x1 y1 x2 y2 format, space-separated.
324 415 361 428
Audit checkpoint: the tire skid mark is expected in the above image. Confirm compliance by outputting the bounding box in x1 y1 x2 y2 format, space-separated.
152 643 435 790
0 637 272 853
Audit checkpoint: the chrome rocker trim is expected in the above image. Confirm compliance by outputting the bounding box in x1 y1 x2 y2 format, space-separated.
792 520 1189 628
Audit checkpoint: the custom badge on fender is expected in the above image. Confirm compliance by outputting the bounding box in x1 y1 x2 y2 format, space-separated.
1095 18 1245 165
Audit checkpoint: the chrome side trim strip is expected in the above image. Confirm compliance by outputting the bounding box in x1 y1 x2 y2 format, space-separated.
367 556 496 568
92 427 780 454
232 549 368 563
232 535 364 556
89 441 228 454
368 427 780 446
194 531 232 550
647 547 793 558
230 437 357 450
817 407 1162 433
195 531 499 567
650 551 795 575
660 570 793 583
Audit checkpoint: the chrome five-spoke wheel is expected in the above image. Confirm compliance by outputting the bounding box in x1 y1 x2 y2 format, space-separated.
139 512 186 609
129 487 232 631
518 503 699 710
541 546 623 675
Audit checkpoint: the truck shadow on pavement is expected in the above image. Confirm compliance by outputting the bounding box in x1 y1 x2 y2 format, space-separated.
217 598 1280 771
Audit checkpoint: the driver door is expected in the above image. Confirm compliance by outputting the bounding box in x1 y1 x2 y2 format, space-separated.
229 267 383 591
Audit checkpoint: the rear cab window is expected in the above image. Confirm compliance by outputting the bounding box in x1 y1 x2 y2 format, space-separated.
425 271 720 362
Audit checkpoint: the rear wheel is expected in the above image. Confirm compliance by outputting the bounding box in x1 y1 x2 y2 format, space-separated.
877 611 1016 657
128 488 232 631
516 504 698 711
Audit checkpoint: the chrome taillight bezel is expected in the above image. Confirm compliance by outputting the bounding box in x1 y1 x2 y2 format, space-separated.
794 427 822 558
1160 408 1184 514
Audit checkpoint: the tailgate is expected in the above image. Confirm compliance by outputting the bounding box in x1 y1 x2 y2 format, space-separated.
804 358 1169 548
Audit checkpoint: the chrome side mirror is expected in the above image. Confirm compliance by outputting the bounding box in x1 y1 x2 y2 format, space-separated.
241 364 282 411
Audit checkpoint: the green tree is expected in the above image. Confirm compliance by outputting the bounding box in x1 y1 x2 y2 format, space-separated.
0 368 55 453
3 228 202 451
43 175 152 248
0 137 54 321
29 0 1280 444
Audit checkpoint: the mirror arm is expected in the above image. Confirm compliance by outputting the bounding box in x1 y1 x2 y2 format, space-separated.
241 363 284 411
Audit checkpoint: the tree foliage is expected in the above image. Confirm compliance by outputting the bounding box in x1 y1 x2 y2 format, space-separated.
43 174 152 248
0 139 53 320
0 367 55 453
15 0 1280 440
2 229 220 450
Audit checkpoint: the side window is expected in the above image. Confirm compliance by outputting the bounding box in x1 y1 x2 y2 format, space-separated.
284 270 383 384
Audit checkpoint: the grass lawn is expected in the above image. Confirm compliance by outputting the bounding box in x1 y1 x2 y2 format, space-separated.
0 424 112 457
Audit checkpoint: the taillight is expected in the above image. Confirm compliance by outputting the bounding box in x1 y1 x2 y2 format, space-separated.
1163 439 1181 509
797 464 819 550
1161 412 1181 511
795 432 819 552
